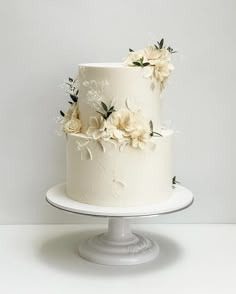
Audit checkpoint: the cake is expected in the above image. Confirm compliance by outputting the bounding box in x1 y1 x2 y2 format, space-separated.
59 39 176 207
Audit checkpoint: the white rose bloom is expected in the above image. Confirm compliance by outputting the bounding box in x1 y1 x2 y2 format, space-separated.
63 104 82 133
130 127 150 149
86 116 110 140
64 118 81 133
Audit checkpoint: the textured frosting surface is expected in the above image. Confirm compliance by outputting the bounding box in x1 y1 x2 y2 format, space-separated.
66 63 173 207
78 63 161 132
66 130 173 207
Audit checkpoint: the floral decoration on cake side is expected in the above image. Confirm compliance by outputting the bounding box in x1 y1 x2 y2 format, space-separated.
124 38 176 90
59 77 82 134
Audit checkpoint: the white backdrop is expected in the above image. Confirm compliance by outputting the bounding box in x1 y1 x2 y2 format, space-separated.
0 0 235 224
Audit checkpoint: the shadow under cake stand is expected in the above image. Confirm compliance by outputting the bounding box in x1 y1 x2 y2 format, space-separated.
46 183 193 266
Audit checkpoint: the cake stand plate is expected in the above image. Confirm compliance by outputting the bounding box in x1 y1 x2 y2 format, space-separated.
46 183 193 266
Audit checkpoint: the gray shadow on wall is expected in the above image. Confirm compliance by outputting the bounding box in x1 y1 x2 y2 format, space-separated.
38 228 184 277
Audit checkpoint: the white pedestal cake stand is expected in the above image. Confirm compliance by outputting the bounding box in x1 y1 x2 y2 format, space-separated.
46 183 193 266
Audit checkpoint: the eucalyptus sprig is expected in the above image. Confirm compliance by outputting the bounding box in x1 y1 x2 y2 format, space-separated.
96 101 116 120
60 77 79 117
154 38 177 54
66 77 79 103
133 56 150 68
149 120 163 137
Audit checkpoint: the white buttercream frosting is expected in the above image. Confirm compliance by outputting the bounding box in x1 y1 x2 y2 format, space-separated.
65 63 173 207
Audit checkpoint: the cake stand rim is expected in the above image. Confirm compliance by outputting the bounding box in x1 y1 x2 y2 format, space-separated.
46 183 194 218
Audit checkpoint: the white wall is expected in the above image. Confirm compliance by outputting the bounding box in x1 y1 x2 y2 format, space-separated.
0 0 235 224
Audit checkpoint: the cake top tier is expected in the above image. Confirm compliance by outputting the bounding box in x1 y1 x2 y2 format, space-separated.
58 39 176 150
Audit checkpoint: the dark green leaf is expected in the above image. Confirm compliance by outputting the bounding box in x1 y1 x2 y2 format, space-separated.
68 101 73 105
109 106 115 112
129 48 134 52
143 62 150 66
154 44 159 49
152 131 163 137
172 176 180 185
60 110 65 117
149 120 153 132
70 95 78 103
159 38 164 49
69 77 73 82
133 61 141 66
101 101 108 111
76 89 79 95
96 111 106 119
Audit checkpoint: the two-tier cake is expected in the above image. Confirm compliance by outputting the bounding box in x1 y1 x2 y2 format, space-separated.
59 39 175 207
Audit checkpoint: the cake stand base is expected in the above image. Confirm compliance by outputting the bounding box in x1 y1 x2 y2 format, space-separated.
78 217 159 265
46 183 194 266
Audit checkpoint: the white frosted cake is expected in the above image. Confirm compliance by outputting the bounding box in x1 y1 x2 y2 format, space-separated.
59 40 176 207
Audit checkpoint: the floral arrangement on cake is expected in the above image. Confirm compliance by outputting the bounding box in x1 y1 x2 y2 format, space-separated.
124 38 175 89
58 39 175 151
59 81 162 150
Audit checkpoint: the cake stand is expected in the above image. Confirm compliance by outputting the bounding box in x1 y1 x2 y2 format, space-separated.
46 183 193 266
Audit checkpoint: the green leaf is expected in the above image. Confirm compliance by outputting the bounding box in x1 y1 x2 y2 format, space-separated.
109 106 115 112
149 120 153 132
167 46 177 54
129 48 134 52
159 38 164 49
69 77 73 82
68 101 73 105
154 44 159 50
70 95 78 103
143 62 150 66
152 131 163 137
101 101 108 112
133 61 141 66
76 89 79 95
60 110 65 117
96 111 106 119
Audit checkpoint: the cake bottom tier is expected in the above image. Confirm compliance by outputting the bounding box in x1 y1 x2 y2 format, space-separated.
66 130 173 207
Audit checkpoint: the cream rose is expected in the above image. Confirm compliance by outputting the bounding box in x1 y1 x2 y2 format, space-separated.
64 118 81 133
63 104 82 133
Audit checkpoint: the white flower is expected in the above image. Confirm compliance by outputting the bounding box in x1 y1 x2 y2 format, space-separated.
86 116 110 140
154 61 174 82
124 50 145 66
107 109 136 141
64 118 81 133
143 45 162 65
63 104 82 133
130 127 150 149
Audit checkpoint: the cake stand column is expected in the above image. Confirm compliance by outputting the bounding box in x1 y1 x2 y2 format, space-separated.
106 218 134 241
78 217 160 266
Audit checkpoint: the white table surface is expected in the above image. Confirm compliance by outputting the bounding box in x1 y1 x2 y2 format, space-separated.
0 224 235 294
